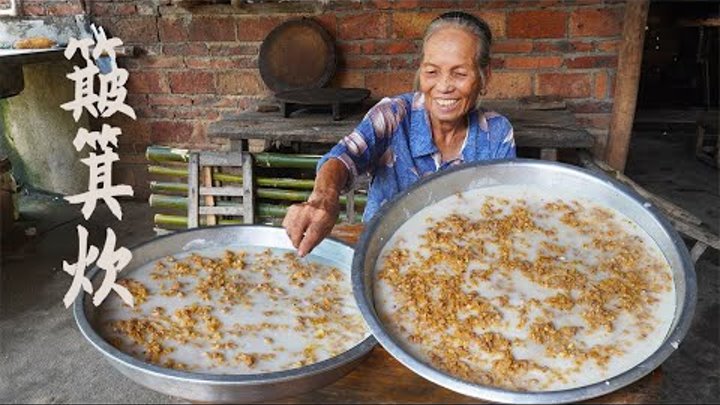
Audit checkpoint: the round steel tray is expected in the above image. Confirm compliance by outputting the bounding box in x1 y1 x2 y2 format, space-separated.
352 159 697 404
74 225 376 403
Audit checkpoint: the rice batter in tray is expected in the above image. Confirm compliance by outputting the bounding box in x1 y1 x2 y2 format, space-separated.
99 246 368 374
374 185 675 391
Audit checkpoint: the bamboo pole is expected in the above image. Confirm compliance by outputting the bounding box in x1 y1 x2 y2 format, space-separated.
154 210 362 228
150 182 367 206
253 153 320 169
605 0 650 171
148 166 317 190
150 193 366 212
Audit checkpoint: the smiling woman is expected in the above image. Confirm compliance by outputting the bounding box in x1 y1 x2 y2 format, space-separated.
282 11 516 257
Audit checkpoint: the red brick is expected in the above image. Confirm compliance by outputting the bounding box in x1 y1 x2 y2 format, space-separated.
185 56 256 70
490 58 504 69
493 40 534 54
133 56 185 69
168 71 216 94
189 17 236 42
339 13 389 40
597 40 621 53
534 40 594 53
342 55 386 70
148 95 192 106
216 71 266 95
507 10 567 38
126 71 169 94
206 43 258 56
98 17 158 44
329 70 365 88
106 114 152 143
475 11 506 39
461 0 506 7
392 12 435 39
594 72 608 99
570 8 623 37
159 17 188 42
164 43 208 56
564 55 618 69
89 2 111 16
485 72 533 99
46 2 83 15
505 56 563 69
389 55 419 69
365 71 415 97
150 120 194 143
171 108 221 121
325 0 364 12
372 0 394 10
136 2 156 16
537 73 592 98
337 43 362 55
393 0 420 8
116 3 137 15
191 95 239 108
314 14 338 40
359 40 418 55
420 0 458 9
236 16 285 41
21 4 46 15
144 106 177 119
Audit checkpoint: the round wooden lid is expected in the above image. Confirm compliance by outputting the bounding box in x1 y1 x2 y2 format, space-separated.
259 18 336 93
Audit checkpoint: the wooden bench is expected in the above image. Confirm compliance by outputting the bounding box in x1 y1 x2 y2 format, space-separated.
208 100 595 161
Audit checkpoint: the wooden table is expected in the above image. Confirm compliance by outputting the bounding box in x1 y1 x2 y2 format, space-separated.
266 224 664 404
208 101 594 161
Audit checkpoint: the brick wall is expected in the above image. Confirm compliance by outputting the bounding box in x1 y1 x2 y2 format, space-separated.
12 0 626 195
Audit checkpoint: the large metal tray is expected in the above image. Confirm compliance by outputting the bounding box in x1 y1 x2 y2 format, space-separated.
73 225 376 403
352 159 697 404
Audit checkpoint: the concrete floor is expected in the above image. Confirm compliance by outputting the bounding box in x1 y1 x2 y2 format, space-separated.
0 129 718 403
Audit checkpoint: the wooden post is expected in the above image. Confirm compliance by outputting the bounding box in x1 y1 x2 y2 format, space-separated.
605 0 650 171
187 153 199 229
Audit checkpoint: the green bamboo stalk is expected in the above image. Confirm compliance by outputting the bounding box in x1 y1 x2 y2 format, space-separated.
150 200 362 226
150 182 187 194
146 146 189 163
150 185 367 206
148 166 317 190
253 153 320 169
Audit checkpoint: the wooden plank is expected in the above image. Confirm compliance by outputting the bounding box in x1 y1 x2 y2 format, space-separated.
199 186 245 196
540 148 558 161
200 206 245 216
690 242 709 263
605 0 650 171
209 108 594 149
199 151 245 166
187 153 199 229
202 167 217 226
242 152 255 224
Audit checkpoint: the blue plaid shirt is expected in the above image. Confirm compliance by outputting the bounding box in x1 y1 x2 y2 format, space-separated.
318 92 516 222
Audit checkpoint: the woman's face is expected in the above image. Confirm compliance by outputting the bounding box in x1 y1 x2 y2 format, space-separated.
419 27 482 127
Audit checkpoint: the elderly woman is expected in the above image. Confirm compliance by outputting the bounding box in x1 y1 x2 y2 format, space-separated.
283 11 516 256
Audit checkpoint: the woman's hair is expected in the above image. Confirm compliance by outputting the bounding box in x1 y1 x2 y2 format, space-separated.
413 11 493 102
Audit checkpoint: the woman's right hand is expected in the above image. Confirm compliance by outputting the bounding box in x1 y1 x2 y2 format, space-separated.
282 190 340 257
283 158 349 257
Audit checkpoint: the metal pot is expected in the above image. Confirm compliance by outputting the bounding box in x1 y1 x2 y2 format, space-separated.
352 159 697 404
73 225 376 403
